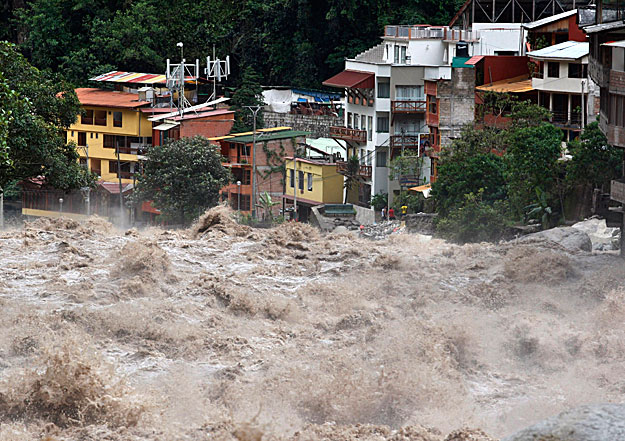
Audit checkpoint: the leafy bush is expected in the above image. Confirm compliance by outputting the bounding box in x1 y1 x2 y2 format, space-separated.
392 192 425 214
436 190 509 243
370 192 388 211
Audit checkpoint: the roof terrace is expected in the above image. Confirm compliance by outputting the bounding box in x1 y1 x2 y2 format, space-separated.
383 25 479 42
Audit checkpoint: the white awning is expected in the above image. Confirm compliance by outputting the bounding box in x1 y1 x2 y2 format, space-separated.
153 122 179 131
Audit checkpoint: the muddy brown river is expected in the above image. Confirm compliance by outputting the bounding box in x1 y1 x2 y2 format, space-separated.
0 207 623 440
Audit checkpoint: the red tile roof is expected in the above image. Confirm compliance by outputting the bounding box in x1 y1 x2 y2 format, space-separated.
322 70 375 89
75 88 150 109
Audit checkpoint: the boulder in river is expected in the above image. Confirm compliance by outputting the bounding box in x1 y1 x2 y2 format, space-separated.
503 403 625 441
517 227 593 252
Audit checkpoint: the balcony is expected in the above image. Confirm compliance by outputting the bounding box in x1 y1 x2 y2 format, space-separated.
389 133 434 150
383 25 478 42
223 155 251 166
391 100 426 113
551 111 582 128
336 161 372 179
329 126 367 143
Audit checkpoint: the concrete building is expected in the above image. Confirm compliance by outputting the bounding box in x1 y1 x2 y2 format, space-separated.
528 41 592 140
283 157 345 222
212 127 309 217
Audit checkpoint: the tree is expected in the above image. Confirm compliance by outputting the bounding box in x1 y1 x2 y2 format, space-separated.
505 122 562 217
567 121 622 191
342 155 361 204
229 65 264 133
0 42 94 193
132 136 230 225
431 124 507 216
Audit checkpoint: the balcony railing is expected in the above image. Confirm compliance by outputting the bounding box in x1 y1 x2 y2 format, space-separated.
384 26 479 41
551 111 582 128
389 133 434 150
336 161 372 179
223 155 251 165
391 100 426 113
329 126 367 143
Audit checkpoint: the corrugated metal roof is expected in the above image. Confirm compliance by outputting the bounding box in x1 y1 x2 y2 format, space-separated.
227 130 309 144
153 122 179 131
322 70 375 89
75 88 150 108
527 41 589 60
90 71 201 84
522 9 577 29
98 181 134 194
582 20 625 34
465 55 485 65
476 75 534 93
603 40 625 48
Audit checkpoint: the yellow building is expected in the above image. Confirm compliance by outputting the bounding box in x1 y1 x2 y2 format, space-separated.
68 88 153 184
283 157 344 221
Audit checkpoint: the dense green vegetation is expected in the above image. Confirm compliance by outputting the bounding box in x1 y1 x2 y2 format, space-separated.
0 41 95 193
1 0 462 88
131 136 230 224
432 101 624 243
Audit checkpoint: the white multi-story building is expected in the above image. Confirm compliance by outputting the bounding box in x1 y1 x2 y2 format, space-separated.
323 24 523 206
528 41 593 141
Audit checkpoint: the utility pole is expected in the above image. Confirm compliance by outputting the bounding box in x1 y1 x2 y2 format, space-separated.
244 105 262 219
116 142 124 228
0 187 3 230
293 148 298 221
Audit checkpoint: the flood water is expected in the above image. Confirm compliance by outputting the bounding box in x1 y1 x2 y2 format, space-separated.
0 207 624 441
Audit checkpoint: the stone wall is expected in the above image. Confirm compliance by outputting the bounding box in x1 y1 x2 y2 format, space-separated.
437 67 476 148
263 111 343 138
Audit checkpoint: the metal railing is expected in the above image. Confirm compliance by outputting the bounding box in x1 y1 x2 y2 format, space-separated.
389 133 434 150
329 126 367 143
551 111 582 127
384 26 479 41
336 161 372 178
391 100 427 113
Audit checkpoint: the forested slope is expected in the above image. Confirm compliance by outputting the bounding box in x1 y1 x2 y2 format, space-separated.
0 0 462 88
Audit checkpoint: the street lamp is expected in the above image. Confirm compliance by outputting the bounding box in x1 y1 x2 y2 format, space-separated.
236 180 241 217
244 105 262 219
59 198 64 214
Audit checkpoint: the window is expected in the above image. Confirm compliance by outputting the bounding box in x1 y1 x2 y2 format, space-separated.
568 63 587 78
94 110 107 126
376 151 387 167
289 169 295 188
103 134 115 148
361 115 366 132
77 132 86 146
243 170 251 185
298 171 304 191
307 173 313 191
354 113 359 129
347 112 353 128
547 62 560 78
81 109 93 125
113 111 123 127
79 157 87 167
377 80 390 98
429 99 437 114
90 132 93 139
401 46 407 64
368 116 373 141
376 116 389 133
396 85 424 101
394 45 400 63
109 160 131 178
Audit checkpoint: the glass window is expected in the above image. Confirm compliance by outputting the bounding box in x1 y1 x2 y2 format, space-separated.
394 45 400 63
376 151 387 167
368 116 373 141
77 132 87 146
94 110 107 126
361 115 366 132
289 169 295 188
376 116 389 133
548 62 560 78
307 173 313 191
298 171 304 191
347 112 353 128
377 80 390 98
113 111 123 127
81 109 93 125
354 113 359 129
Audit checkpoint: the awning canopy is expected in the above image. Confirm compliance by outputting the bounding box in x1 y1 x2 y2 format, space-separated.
322 70 375 89
476 75 534 93
465 55 485 66
153 122 180 131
